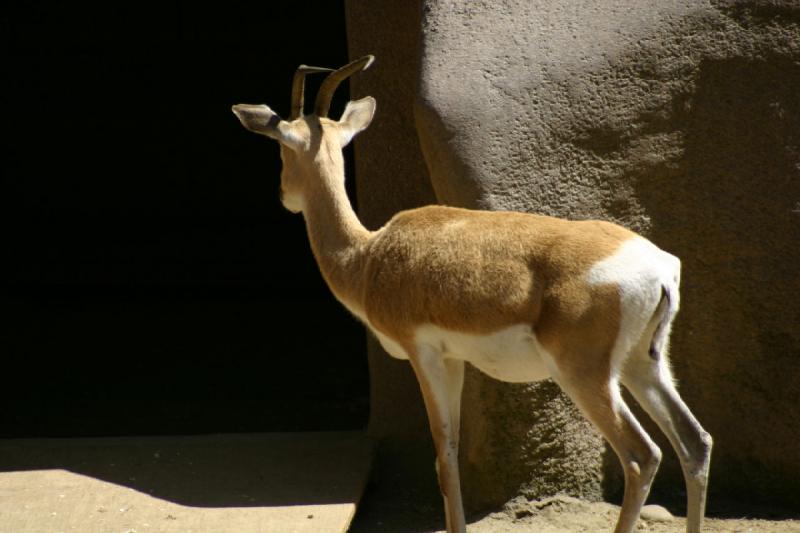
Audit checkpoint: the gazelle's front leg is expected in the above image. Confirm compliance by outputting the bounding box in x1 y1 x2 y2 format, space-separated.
409 345 466 533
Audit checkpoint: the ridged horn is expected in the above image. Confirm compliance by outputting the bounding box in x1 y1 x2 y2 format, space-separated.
290 65 333 119
314 55 375 117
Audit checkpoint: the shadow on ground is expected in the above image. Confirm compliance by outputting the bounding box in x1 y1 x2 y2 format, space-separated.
0 431 372 508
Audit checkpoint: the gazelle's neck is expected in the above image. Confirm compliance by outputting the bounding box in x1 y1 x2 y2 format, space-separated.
301 157 372 308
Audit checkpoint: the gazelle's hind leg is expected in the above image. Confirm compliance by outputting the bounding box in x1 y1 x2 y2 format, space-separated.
408 344 466 533
622 349 712 533
550 359 662 533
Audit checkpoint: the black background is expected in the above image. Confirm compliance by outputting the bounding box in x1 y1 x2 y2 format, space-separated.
3 2 368 437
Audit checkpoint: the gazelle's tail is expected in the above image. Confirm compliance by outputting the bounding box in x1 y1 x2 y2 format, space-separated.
649 283 679 361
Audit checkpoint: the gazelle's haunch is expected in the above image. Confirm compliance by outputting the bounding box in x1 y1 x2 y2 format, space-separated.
232 55 712 533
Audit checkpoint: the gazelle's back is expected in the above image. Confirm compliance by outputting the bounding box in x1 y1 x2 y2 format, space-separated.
362 205 641 345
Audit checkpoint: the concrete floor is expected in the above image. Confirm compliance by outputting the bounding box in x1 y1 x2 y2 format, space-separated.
0 432 373 533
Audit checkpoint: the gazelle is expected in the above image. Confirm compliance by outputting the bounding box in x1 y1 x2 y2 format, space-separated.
231 55 712 533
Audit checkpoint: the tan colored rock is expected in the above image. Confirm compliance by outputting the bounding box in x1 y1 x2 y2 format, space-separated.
641 504 675 523
348 0 800 513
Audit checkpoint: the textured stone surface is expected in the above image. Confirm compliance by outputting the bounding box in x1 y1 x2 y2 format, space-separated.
346 2 443 504
346 0 438 447
349 0 800 512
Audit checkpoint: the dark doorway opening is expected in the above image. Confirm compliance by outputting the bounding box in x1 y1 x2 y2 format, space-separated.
3 3 368 437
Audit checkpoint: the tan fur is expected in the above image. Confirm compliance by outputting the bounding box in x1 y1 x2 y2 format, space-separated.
360 206 628 357
232 61 711 533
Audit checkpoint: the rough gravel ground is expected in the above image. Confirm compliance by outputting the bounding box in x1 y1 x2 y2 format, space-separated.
350 455 800 533
432 495 800 533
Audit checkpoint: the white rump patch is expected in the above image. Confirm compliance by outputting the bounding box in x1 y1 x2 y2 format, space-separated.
586 237 681 369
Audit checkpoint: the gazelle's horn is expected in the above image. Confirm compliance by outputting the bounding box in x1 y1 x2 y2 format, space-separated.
290 65 333 119
314 55 374 118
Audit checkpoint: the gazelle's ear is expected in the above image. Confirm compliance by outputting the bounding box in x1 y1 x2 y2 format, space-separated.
338 96 376 147
231 104 304 151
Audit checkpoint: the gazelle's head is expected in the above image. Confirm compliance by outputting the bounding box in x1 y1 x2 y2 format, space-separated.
232 56 376 214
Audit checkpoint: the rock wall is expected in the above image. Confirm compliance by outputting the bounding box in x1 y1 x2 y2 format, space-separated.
348 0 800 511
345 1 442 498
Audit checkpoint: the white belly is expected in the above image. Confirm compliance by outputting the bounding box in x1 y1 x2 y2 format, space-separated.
414 323 551 383
338 296 551 383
